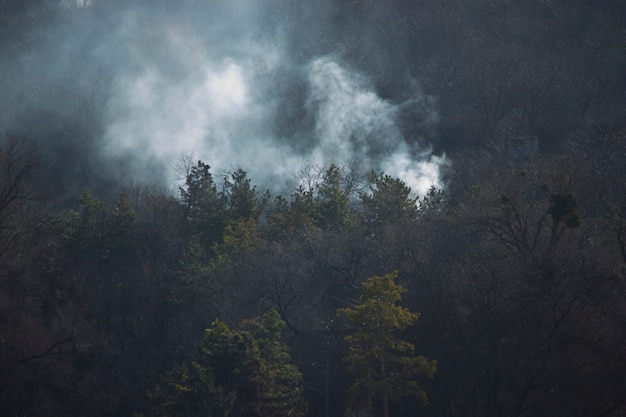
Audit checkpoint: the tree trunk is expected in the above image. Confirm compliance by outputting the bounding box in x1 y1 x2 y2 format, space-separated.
380 356 389 417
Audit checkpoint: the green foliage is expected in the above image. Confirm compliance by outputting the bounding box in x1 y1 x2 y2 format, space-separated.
214 217 265 260
75 190 107 241
222 168 269 222
266 188 316 238
239 310 308 417
106 192 143 265
313 164 353 229
418 186 445 213
172 233 215 311
3 1 626 414
179 160 227 246
267 164 356 235
56 190 145 268
150 322 242 417
338 271 437 417
360 173 418 229
151 309 307 417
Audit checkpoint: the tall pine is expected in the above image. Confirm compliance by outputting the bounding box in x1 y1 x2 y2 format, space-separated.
338 271 436 417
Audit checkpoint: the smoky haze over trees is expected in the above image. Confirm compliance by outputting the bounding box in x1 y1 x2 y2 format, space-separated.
0 0 450 207
0 0 625 417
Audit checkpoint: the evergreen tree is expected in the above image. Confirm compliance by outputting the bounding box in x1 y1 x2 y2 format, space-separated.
151 309 307 417
338 271 436 417
179 160 227 247
360 173 418 230
314 164 352 229
222 168 269 222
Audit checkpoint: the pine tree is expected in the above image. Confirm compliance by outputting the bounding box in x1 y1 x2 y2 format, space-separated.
338 271 437 417
151 309 307 417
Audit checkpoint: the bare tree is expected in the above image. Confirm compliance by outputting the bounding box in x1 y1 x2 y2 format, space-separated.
0 131 39 220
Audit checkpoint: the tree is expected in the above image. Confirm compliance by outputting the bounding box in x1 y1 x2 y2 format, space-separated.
179 160 227 248
338 271 436 417
151 309 307 417
238 309 308 417
222 168 269 223
360 173 418 230
0 131 39 229
0 132 97 417
433 155 626 417
313 164 353 229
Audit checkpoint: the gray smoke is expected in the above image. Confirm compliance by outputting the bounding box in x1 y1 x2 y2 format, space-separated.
304 57 445 193
0 0 447 203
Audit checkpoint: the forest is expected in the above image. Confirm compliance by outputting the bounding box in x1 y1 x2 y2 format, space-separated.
1 0 625 416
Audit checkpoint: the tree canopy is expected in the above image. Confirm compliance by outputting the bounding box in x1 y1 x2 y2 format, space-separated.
151 309 307 417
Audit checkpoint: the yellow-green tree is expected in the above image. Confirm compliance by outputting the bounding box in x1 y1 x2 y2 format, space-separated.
338 271 437 417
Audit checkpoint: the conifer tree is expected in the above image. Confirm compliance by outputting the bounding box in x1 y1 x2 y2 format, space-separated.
151 309 307 417
338 271 437 417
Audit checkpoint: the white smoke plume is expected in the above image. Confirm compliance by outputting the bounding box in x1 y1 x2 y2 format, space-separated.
305 57 446 193
1 1 447 201
102 21 446 195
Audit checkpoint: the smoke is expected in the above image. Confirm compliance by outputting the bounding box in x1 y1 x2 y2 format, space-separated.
101 14 295 187
304 57 446 193
0 0 447 204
